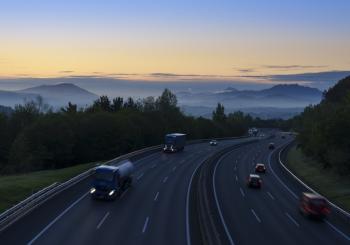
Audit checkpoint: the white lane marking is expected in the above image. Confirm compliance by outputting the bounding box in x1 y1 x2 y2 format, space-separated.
235 175 238 182
285 212 299 228
251 209 261 223
213 151 237 245
27 192 89 245
172 166 177 172
142 217 150 233
96 212 110 230
154 192 159 201
235 159 238 164
325 220 350 241
120 188 129 199
239 187 245 197
271 144 350 241
163 176 168 183
267 150 298 199
186 159 207 245
267 191 275 200
234 166 237 171
137 173 144 181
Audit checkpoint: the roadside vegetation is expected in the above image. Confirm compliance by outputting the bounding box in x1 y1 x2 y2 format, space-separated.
0 162 95 212
0 89 285 175
287 146 350 211
291 76 350 175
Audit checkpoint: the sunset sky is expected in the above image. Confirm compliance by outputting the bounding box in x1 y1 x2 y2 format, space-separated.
1 0 350 81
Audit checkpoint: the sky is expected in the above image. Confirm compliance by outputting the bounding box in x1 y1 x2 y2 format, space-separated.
1 0 350 84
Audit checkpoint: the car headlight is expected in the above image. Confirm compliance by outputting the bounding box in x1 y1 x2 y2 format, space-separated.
108 190 115 196
90 188 96 194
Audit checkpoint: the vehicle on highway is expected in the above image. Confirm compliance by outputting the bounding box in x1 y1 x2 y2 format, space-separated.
247 174 262 188
281 135 286 139
299 192 330 219
163 133 186 153
209 139 218 146
90 161 134 200
268 142 275 150
248 127 258 137
255 163 266 173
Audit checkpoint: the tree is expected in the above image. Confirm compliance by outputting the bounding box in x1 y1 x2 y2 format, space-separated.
111 97 123 112
212 103 226 122
61 102 77 114
156 88 178 111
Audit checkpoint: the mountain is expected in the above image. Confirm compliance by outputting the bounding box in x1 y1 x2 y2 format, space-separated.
177 84 323 119
0 83 98 108
177 84 322 109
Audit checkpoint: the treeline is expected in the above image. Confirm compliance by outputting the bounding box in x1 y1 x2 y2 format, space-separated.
0 89 283 174
293 76 350 174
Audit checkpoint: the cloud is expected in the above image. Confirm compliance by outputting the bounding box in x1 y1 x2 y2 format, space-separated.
237 68 255 73
59 70 74 74
263 65 328 70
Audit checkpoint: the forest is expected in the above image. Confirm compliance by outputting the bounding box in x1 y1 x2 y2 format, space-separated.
0 89 285 174
293 76 350 174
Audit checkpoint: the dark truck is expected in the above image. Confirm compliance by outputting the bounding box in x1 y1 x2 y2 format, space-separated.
90 160 134 200
163 133 186 153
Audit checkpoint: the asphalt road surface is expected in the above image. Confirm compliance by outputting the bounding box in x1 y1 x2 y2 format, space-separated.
1 132 349 245
0 136 255 245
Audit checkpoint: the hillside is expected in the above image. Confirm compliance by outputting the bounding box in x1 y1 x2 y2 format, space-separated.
0 83 98 108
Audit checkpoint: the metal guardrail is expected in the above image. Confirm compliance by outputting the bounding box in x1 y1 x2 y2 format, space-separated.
278 141 350 221
0 135 250 232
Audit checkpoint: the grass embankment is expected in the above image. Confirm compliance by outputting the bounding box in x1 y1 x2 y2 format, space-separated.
287 146 350 212
0 162 95 213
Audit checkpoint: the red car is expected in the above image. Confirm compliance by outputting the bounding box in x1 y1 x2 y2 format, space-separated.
299 192 330 219
247 174 262 188
255 163 266 173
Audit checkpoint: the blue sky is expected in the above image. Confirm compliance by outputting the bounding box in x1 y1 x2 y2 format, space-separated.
0 0 349 84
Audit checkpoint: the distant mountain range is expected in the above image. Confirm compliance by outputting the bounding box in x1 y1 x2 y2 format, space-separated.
0 83 98 108
177 84 323 119
177 84 322 108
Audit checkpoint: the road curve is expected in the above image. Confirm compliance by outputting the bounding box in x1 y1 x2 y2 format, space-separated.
211 134 350 245
0 137 256 245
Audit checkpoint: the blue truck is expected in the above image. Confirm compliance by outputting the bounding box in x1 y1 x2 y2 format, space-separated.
90 160 134 200
163 133 186 153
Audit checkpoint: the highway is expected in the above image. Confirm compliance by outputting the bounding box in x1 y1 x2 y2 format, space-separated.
1 132 349 245
0 137 255 245
205 134 350 245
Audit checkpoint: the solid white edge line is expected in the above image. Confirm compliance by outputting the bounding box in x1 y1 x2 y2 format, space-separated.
213 151 237 245
285 212 299 228
267 146 299 200
96 212 110 230
163 176 168 183
186 158 206 245
27 192 89 245
272 141 350 241
142 216 149 233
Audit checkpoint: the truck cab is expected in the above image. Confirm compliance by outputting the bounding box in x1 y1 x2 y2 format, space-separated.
90 161 134 200
163 133 186 153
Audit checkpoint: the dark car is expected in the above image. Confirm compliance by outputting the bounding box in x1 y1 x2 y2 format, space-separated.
255 163 266 173
209 140 218 146
299 192 330 219
281 135 286 139
247 174 262 188
268 143 275 150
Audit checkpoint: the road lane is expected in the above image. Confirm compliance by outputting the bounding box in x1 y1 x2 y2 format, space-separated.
213 135 350 245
